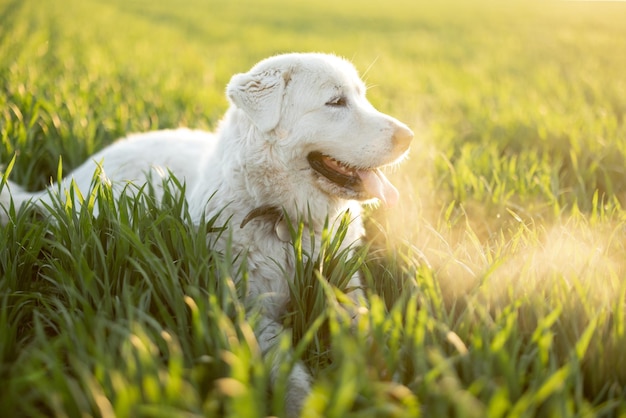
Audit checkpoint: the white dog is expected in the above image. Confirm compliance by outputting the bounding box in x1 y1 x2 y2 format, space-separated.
0 53 413 416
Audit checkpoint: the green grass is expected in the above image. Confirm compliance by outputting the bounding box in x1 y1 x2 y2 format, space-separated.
1 0 626 416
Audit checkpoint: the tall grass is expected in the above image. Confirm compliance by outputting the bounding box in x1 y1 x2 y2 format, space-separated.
1 0 626 416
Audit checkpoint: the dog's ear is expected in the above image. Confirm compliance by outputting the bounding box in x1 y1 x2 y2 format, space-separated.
226 69 289 133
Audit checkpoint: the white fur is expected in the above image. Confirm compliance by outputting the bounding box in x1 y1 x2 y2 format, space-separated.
0 53 413 416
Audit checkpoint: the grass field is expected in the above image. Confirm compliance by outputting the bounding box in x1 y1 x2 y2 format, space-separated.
1 0 626 416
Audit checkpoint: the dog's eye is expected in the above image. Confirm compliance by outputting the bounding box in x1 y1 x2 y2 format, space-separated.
325 96 347 107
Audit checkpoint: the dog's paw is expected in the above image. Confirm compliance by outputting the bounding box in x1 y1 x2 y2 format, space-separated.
284 362 312 418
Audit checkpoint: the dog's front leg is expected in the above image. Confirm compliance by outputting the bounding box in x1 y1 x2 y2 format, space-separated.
255 314 311 418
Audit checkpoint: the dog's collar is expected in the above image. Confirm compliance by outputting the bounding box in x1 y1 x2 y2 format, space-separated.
240 205 290 242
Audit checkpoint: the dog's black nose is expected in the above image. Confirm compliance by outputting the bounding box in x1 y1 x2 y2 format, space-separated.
392 124 414 152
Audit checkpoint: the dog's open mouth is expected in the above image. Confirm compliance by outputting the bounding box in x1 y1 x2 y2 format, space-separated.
307 151 399 207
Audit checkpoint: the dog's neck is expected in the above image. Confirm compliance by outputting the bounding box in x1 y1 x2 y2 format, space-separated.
212 108 360 238
239 205 291 242
240 205 282 229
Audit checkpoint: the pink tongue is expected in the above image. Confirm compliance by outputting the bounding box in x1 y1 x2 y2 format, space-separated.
357 169 399 207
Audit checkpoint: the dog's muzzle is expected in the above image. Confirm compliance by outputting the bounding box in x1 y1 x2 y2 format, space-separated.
307 151 400 207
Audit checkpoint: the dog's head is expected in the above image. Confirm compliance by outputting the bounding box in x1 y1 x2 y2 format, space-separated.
226 53 413 209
